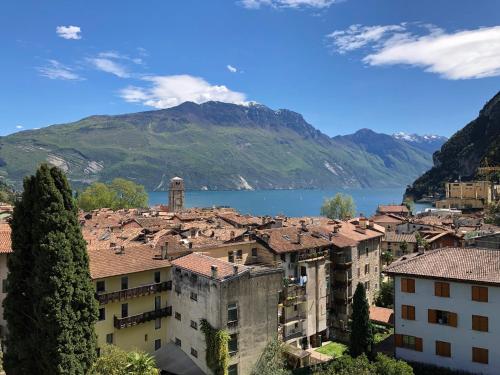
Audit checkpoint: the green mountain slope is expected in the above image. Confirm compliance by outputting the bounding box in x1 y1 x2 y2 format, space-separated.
405 91 500 200
0 101 434 191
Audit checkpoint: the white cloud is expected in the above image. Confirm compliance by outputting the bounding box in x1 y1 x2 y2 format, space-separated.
16 125 23 129
327 24 500 80
227 64 238 73
87 57 129 78
37 60 82 80
56 25 81 40
241 0 337 9
120 74 248 109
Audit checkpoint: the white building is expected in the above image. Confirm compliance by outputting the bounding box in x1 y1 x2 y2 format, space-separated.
385 248 500 375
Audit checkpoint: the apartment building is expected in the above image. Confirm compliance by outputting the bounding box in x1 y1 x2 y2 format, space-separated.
168 253 282 375
436 181 494 210
385 247 500 375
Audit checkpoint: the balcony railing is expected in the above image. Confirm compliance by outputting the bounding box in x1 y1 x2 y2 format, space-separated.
298 250 329 262
283 330 304 341
280 313 306 325
227 320 238 329
113 306 172 329
97 281 172 305
333 254 352 267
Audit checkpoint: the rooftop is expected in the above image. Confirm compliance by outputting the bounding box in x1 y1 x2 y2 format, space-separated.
0 223 12 254
171 252 250 281
385 247 500 286
378 205 409 214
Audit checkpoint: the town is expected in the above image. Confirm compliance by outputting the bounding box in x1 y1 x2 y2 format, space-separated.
1 174 499 375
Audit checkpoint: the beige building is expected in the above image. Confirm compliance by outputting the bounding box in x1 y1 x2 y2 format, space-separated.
436 181 493 210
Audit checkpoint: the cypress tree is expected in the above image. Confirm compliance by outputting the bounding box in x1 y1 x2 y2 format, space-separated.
3 164 98 374
349 283 374 358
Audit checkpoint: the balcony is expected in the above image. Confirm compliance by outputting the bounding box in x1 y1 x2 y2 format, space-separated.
333 254 352 268
280 313 306 325
227 320 238 330
97 281 172 305
283 330 304 341
333 285 353 301
282 284 307 306
298 250 329 262
113 306 172 329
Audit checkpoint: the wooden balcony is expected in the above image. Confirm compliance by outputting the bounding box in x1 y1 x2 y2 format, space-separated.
114 306 172 329
282 284 307 306
97 281 172 305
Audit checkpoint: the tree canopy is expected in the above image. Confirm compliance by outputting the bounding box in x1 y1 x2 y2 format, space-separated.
77 178 148 211
349 283 374 358
320 193 356 220
91 345 159 375
315 353 413 375
251 339 290 375
375 279 394 309
4 164 98 374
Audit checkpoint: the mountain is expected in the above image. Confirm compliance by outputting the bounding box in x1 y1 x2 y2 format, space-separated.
0 101 435 191
405 92 500 200
392 132 447 154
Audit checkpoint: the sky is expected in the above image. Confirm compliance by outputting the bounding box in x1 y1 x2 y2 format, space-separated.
1 0 500 138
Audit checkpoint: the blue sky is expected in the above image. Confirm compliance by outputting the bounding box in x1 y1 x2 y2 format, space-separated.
1 0 499 137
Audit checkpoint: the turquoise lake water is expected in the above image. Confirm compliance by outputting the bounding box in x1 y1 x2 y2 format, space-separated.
148 188 430 217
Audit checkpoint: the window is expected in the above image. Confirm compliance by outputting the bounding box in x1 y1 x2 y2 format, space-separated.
435 282 450 297
190 320 198 330
175 312 181 321
472 315 488 332
191 348 198 358
228 334 238 354
228 303 238 324
154 339 161 351
175 337 182 347
98 308 106 321
435 341 451 357
401 305 415 320
252 247 258 257
96 280 105 293
428 309 457 327
472 286 488 302
121 303 128 318
472 347 488 364
401 278 415 293
155 296 161 310
190 292 198 301
357 268 360 278
121 276 128 290
106 333 113 345
395 334 422 351
154 271 161 283
228 364 238 375
228 251 234 263
236 249 243 260
364 264 370 274
155 318 161 330
364 281 370 291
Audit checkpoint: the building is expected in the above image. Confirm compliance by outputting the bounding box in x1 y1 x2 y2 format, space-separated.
377 205 410 217
168 253 283 375
168 177 185 212
466 232 500 250
0 223 12 341
385 247 500 375
436 181 494 210
381 232 417 258
372 214 406 232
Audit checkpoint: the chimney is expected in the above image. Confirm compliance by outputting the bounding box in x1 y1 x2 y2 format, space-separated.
359 215 367 229
190 228 197 238
211 265 218 279
244 234 250 242
161 243 168 259
368 219 374 228
418 245 425 254
296 232 302 244
189 242 193 249
262 234 270 243
233 264 239 275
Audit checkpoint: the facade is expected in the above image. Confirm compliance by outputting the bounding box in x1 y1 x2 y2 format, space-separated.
436 181 493 210
385 247 500 375
381 232 417 258
168 177 185 212
169 253 283 375
372 214 405 232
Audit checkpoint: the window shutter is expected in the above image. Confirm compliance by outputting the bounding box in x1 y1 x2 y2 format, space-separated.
448 312 458 327
472 286 479 301
401 278 407 292
395 334 403 347
401 305 407 319
408 279 415 293
428 309 437 323
415 337 423 352
409 306 415 320
442 283 450 297
434 282 440 296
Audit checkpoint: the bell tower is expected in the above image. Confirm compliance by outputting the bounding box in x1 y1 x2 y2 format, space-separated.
168 177 185 212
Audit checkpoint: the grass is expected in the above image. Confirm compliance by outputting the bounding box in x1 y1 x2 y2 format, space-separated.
315 342 347 358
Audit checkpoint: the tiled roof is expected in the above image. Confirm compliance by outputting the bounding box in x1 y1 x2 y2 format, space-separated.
257 227 331 253
0 223 12 254
171 253 250 281
378 205 409 213
372 214 405 224
369 306 394 326
384 232 417 243
384 247 500 285
88 244 170 279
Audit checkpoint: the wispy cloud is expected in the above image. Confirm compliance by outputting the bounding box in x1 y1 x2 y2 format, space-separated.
37 60 83 80
240 0 338 9
227 64 238 73
87 57 130 78
16 125 23 129
327 24 500 80
56 25 81 40
120 74 248 109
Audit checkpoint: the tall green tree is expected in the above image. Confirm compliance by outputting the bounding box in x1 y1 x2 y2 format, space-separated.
251 339 290 375
4 164 98 374
349 283 374 358
320 193 356 220
375 279 394 309
77 178 148 211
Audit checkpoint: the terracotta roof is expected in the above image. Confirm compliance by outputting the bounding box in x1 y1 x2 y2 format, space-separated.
384 232 417 243
378 205 409 214
384 247 500 285
88 244 170 279
171 253 249 281
0 223 12 254
257 227 331 253
372 214 405 224
369 306 394 326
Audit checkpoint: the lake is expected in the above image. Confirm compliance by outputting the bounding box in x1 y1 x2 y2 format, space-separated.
148 188 431 217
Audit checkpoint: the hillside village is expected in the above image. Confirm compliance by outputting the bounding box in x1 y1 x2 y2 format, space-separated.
1 176 499 374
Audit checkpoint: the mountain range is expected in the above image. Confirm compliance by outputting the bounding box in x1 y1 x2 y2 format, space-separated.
406 91 500 200
0 101 445 191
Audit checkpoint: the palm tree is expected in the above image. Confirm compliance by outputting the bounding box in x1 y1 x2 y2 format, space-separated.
125 351 159 375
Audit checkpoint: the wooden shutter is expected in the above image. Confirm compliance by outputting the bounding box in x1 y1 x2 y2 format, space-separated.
401 305 408 319
409 306 415 320
436 341 451 357
407 278 415 293
395 334 403 347
435 282 450 297
401 278 415 293
415 337 423 352
428 309 437 323
472 286 488 302
448 312 458 327
472 347 489 364
401 278 407 292
472 315 488 332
